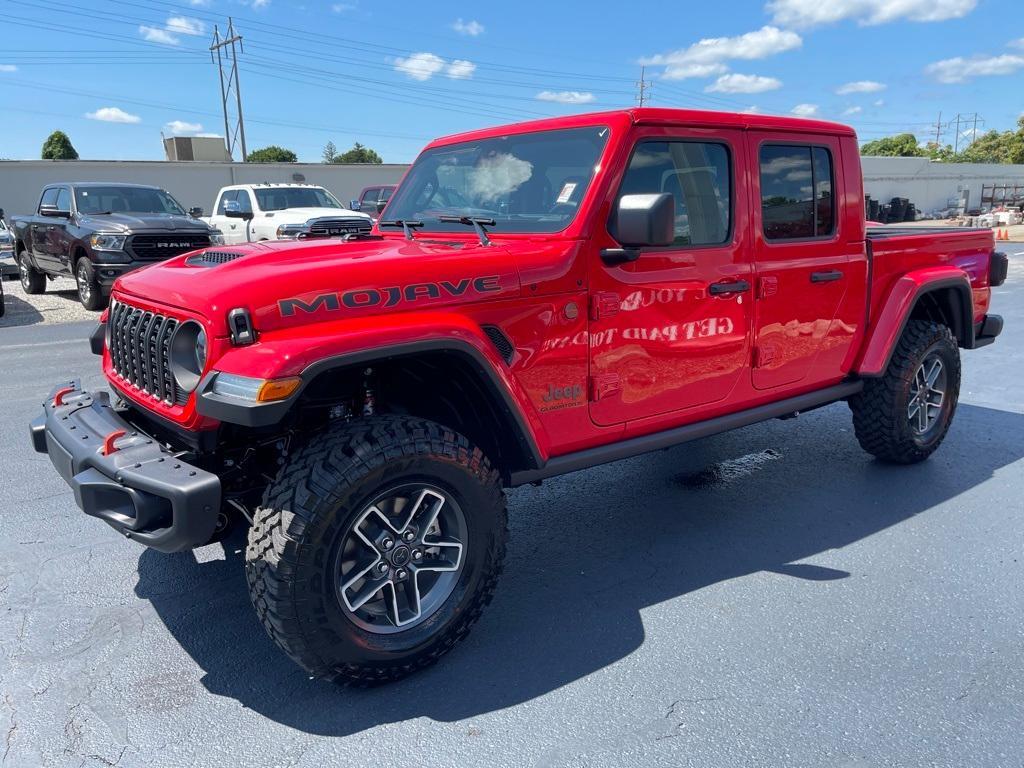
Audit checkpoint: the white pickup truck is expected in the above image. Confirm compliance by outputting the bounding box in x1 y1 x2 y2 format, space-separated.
202 183 372 243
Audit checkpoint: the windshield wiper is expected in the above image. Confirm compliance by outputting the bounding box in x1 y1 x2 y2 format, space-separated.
437 215 495 247
379 219 424 241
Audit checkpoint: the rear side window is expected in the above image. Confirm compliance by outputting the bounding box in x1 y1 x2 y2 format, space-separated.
759 145 835 240
39 188 59 210
617 141 732 246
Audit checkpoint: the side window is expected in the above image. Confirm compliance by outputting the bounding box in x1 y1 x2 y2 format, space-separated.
216 190 237 215
759 144 835 240
361 188 379 206
379 187 393 203
55 188 72 212
235 190 253 213
616 141 731 246
39 188 59 211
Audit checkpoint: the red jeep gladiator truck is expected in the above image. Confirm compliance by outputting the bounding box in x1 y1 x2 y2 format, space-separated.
30 109 1007 685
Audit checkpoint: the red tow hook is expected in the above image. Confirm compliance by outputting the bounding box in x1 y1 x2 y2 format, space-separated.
52 386 77 407
102 429 127 456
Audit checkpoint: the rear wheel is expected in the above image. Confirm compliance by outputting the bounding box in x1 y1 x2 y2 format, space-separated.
849 320 960 463
75 258 107 311
18 250 46 294
245 415 508 685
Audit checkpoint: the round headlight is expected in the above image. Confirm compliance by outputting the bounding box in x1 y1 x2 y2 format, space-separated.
169 321 207 393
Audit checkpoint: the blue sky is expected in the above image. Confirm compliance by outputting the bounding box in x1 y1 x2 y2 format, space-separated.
0 0 1021 163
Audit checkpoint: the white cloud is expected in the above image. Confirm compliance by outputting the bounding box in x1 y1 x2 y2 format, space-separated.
394 52 445 81
139 25 179 45
661 63 728 81
836 80 886 95
86 107 141 124
925 53 1024 83
742 105 761 113
250 0 270 7
791 103 819 117
706 73 782 93
642 26 801 80
188 0 210 5
331 2 356 10
536 90 597 104
453 18 484 36
446 59 476 79
166 16 205 35
0 64 17 72
1011 38 1024 49
842 106 863 116
165 120 203 134
873 98 885 107
767 0 978 28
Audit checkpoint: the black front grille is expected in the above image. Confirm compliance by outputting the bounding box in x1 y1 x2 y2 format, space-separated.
305 217 372 237
109 301 185 405
127 233 211 261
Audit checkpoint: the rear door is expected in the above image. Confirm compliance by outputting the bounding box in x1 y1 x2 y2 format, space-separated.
748 136 856 390
588 127 754 426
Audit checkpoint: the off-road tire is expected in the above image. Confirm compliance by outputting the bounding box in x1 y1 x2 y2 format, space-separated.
245 415 508 685
0 280 5 318
849 319 960 463
17 250 46 294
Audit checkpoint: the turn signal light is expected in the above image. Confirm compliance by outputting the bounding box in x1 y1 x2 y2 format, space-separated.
256 377 302 402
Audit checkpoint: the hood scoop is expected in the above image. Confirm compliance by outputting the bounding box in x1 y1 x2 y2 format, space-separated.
186 250 249 267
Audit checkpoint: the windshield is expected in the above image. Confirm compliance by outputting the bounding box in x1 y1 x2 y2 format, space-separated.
384 126 609 234
253 187 343 211
75 186 186 215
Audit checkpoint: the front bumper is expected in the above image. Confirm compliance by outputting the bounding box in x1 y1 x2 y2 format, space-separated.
30 381 221 552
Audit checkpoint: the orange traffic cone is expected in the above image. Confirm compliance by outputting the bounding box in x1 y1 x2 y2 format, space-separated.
1002 229 1010 241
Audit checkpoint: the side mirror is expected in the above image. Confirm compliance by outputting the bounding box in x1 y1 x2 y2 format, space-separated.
375 199 388 214
39 204 70 218
349 199 361 211
188 206 204 218
223 200 254 221
612 193 675 247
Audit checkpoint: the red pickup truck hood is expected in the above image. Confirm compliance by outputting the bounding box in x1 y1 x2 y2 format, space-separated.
114 236 523 335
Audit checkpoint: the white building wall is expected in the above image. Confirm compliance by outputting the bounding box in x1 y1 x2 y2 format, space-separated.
0 160 409 218
861 156 1024 215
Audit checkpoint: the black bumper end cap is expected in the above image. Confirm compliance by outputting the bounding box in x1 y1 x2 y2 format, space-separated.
990 252 1009 287
89 323 105 356
973 314 1003 348
30 414 47 453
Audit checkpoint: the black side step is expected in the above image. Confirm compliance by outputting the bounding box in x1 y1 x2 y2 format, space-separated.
509 380 864 486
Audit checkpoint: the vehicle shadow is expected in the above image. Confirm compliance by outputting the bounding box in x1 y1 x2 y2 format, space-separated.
0 291 45 328
135 402 1024 736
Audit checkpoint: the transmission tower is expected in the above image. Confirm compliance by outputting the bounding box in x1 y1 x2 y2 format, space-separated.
210 18 248 162
635 66 652 107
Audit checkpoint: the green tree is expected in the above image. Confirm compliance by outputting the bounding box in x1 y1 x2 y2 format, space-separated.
332 142 383 164
860 133 925 157
923 142 956 162
41 130 79 160
246 145 298 163
958 120 1024 164
322 141 338 163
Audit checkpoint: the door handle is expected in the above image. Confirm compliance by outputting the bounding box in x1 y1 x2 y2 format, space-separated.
708 280 751 296
810 270 844 283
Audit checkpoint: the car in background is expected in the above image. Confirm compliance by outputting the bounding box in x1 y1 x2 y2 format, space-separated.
0 213 15 318
10 183 220 310
350 184 396 219
203 183 371 244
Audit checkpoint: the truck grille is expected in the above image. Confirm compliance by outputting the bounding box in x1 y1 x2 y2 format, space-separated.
127 233 211 261
305 217 372 237
109 301 185 405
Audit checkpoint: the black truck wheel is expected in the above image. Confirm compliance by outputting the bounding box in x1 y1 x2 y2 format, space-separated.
849 319 960 463
75 259 107 311
246 416 508 685
18 250 46 294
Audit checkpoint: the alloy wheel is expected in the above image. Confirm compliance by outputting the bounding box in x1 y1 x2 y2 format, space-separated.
76 261 92 304
908 354 946 436
335 484 467 634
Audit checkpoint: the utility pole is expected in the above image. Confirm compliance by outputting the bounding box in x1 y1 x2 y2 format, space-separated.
932 111 942 147
954 113 961 154
210 18 247 162
635 66 652 107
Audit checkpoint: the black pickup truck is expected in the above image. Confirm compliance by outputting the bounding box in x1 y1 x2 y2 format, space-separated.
11 183 219 310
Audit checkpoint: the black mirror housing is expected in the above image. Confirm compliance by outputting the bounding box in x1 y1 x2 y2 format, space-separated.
188 206 204 218
613 193 675 247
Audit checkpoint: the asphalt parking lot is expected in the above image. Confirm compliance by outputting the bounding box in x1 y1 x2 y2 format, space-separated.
1 253 1022 768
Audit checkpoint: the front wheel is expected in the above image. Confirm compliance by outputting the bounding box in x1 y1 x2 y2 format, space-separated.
849 319 960 463
75 259 107 311
245 416 508 685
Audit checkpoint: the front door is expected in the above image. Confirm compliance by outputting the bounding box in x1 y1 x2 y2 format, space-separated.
748 135 855 390
589 129 753 427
